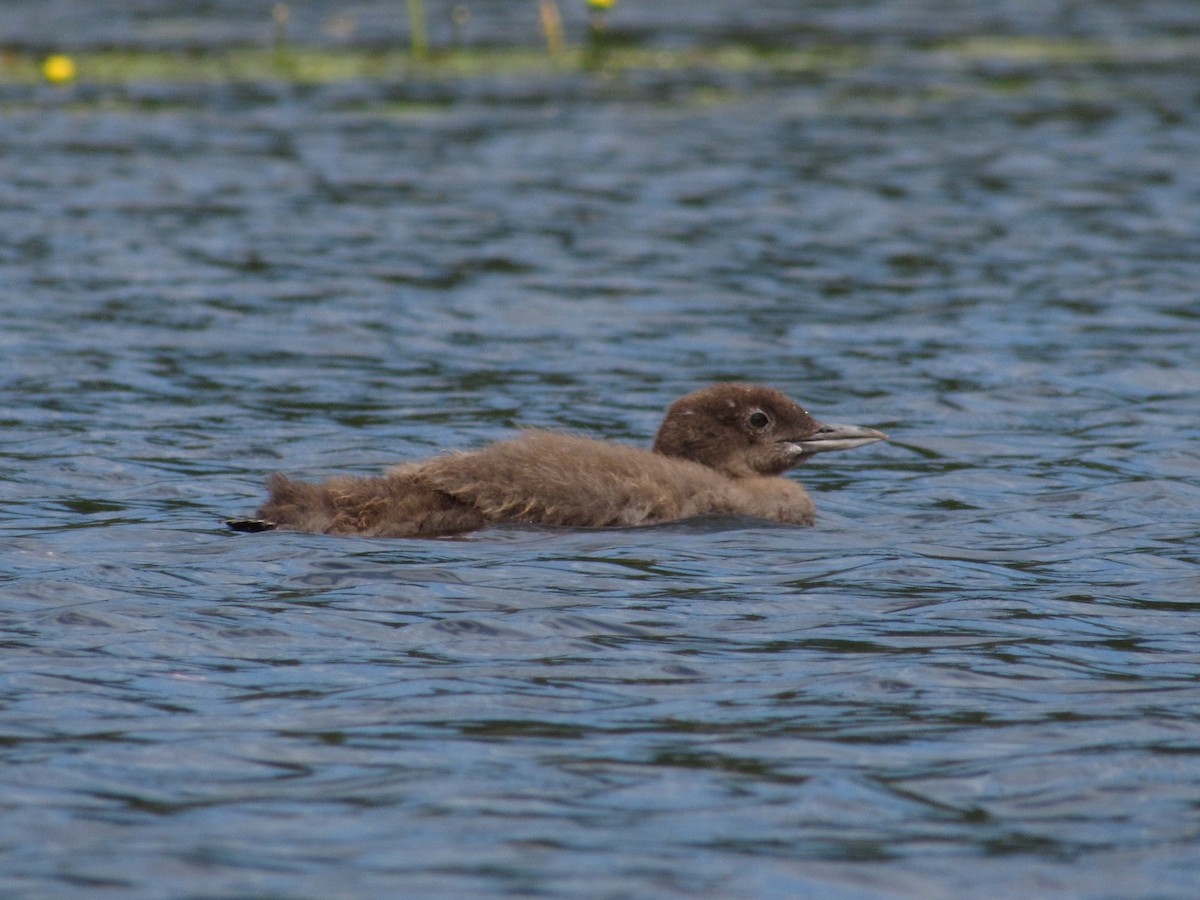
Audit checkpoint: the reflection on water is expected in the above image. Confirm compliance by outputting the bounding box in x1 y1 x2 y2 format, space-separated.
3 1 1200 896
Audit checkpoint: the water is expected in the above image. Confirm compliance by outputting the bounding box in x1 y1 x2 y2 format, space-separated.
3 2 1200 897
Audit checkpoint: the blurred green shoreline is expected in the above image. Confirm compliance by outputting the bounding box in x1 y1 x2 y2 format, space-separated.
3 36 1197 87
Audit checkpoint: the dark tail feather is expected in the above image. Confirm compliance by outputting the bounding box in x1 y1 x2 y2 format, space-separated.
226 471 301 533
226 517 277 533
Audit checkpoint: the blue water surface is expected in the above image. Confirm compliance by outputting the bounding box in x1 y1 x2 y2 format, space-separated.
2 1 1200 897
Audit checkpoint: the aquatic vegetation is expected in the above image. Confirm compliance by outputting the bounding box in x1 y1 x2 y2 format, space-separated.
2 30 1194 92
538 0 565 58
40 53 76 83
407 0 429 61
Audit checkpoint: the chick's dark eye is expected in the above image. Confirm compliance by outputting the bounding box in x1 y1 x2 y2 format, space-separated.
747 411 771 430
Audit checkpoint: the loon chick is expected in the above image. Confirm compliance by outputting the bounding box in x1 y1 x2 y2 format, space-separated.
227 383 886 538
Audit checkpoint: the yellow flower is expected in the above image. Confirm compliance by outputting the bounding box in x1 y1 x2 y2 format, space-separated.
587 0 616 8
42 54 77 83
